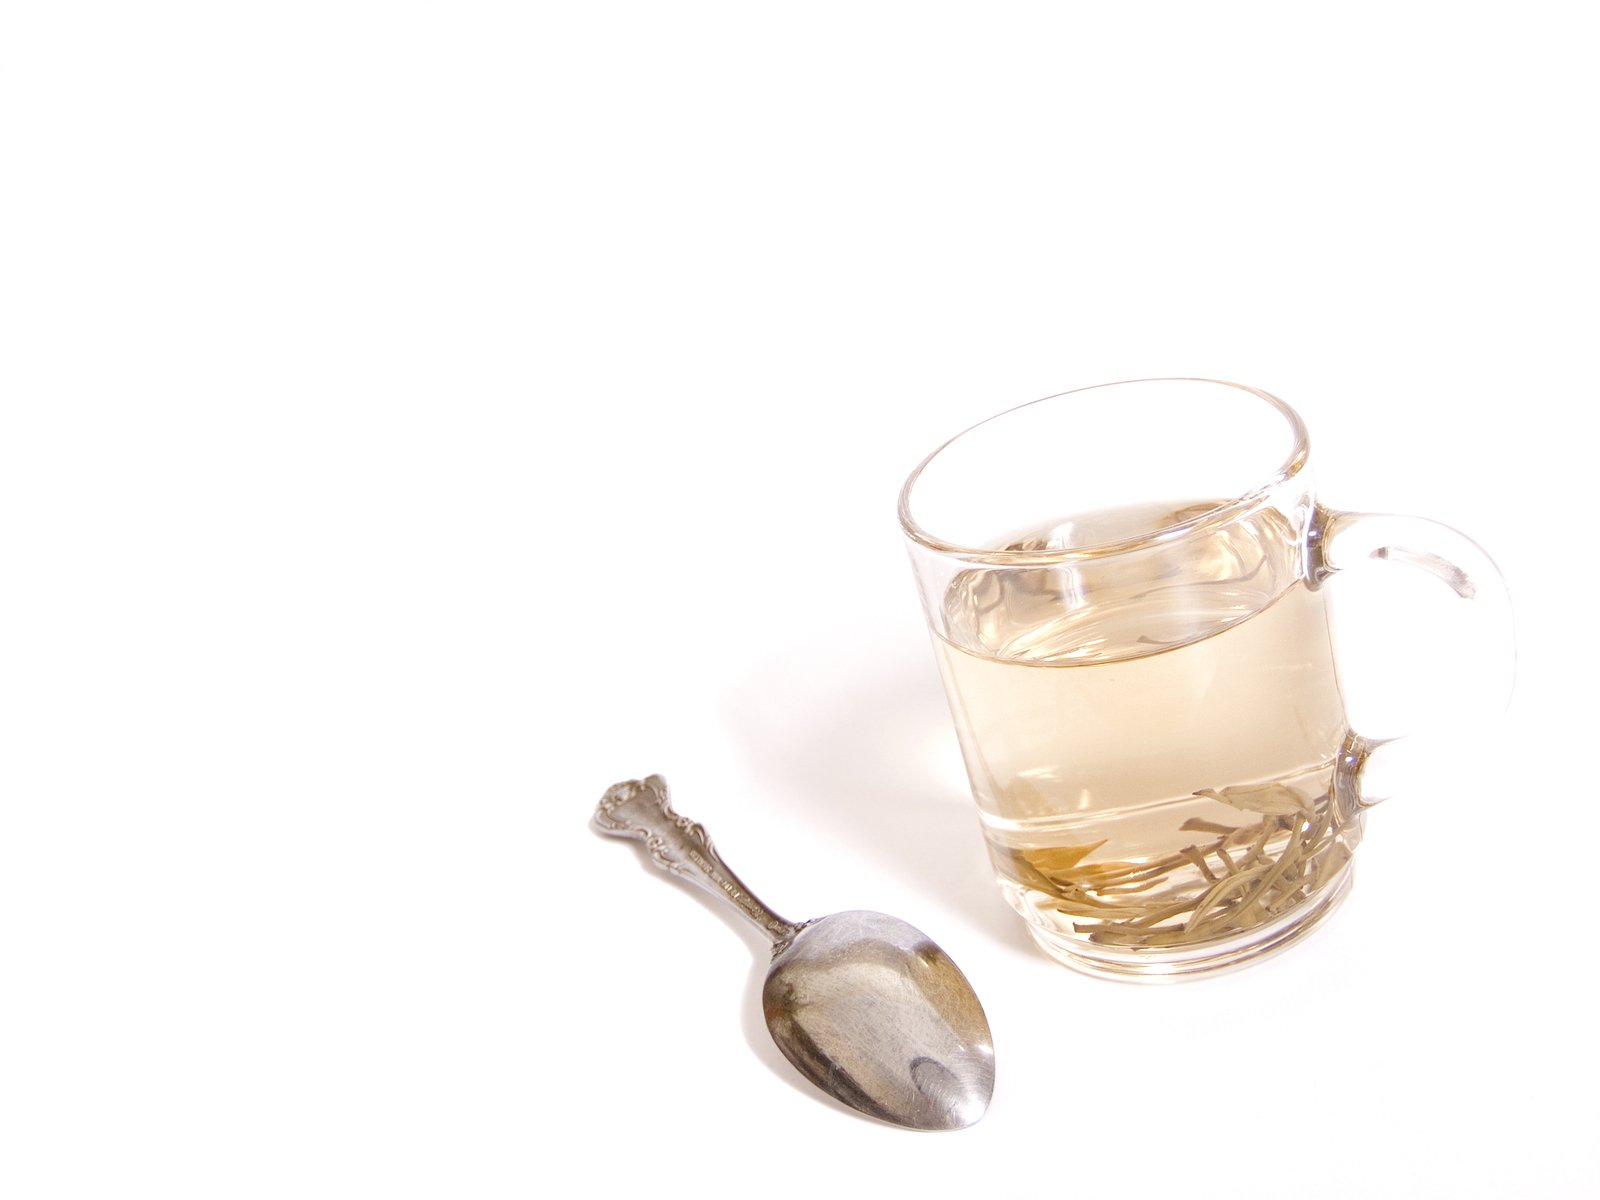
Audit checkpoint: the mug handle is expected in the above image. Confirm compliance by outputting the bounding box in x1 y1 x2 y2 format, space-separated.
1309 505 1516 809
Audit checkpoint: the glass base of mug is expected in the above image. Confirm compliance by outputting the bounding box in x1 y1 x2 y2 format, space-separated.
1000 862 1356 982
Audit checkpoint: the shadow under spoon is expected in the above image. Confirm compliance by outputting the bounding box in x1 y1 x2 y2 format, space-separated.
592 774 995 1131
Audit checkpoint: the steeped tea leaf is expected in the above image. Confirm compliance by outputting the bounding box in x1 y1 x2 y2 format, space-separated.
1195 783 1313 816
1002 784 1364 951
1022 841 1107 876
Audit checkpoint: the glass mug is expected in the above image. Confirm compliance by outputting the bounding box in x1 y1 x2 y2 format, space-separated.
899 379 1512 980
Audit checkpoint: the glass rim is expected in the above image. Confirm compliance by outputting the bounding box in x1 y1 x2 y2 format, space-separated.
896 377 1312 564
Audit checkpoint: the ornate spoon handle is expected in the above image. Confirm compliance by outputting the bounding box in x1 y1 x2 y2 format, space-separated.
593 775 803 949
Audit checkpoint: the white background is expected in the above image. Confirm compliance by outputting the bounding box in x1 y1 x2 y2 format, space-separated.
3 3 1595 1197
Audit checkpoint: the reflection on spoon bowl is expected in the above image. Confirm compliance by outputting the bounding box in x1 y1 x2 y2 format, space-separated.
764 910 994 1130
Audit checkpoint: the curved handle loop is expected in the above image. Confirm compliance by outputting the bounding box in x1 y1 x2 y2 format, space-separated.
1309 505 1515 808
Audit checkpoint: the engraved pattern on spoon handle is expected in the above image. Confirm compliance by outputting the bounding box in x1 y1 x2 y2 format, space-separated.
593 775 803 948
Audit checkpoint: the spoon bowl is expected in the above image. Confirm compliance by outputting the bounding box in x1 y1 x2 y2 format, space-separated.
594 775 994 1131
764 910 993 1130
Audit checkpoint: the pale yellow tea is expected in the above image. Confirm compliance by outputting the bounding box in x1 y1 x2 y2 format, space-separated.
934 502 1363 964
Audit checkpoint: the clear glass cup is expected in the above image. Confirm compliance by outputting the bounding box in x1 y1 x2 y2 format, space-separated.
899 379 1512 980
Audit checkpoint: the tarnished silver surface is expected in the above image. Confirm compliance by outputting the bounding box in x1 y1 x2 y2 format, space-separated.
593 775 994 1131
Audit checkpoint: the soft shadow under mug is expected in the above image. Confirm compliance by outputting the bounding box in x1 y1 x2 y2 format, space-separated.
899 379 1511 980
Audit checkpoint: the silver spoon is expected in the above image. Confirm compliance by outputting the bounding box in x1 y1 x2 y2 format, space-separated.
593 774 994 1130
